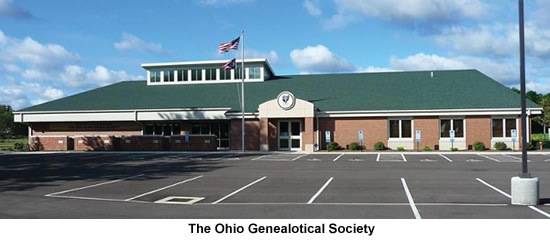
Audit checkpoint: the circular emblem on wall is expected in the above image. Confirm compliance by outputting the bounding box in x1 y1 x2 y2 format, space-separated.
277 91 296 111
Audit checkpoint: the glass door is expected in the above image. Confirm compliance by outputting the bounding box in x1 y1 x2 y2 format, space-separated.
278 120 301 151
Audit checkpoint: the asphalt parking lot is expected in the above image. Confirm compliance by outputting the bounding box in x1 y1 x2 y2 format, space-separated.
1 151 550 219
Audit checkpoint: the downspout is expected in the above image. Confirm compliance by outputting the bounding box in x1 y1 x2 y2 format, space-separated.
316 108 320 151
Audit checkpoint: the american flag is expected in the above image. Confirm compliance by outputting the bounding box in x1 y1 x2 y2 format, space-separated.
223 58 236 70
219 37 240 54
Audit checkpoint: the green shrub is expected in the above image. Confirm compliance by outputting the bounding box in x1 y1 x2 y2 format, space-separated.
373 142 385 150
450 147 458 152
493 142 508 151
528 142 537 150
473 141 486 151
13 142 29 151
396 146 405 151
326 142 340 151
348 142 362 151
423 146 432 151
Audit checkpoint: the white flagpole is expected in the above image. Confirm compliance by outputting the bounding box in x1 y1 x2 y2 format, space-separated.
241 30 245 152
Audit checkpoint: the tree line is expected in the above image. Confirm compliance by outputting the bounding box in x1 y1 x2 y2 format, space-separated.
0 105 27 138
511 88 550 134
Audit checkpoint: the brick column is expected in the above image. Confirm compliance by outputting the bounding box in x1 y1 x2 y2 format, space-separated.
303 117 315 152
259 118 269 151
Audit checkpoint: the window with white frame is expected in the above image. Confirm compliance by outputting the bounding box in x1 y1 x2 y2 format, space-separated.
149 70 161 83
389 119 412 138
191 69 202 81
177 69 188 82
205 68 216 81
440 119 464 138
164 70 174 82
248 67 261 79
492 118 517 138
219 68 231 80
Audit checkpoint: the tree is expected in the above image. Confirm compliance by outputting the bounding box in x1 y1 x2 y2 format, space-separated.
533 96 550 135
0 105 27 138
0 105 14 138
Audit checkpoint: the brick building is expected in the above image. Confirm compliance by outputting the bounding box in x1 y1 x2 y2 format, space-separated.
13 59 542 151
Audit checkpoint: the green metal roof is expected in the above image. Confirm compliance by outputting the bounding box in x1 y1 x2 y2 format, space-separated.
17 69 540 113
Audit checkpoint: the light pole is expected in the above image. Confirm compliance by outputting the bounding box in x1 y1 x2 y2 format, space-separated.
511 0 539 206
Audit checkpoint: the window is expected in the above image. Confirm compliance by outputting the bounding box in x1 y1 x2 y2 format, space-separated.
190 122 230 148
440 119 464 138
235 66 243 80
164 70 174 82
389 119 412 138
219 68 231 80
205 69 216 81
149 70 161 83
177 69 188 82
191 69 202 81
492 118 517 138
248 67 261 79
143 123 180 136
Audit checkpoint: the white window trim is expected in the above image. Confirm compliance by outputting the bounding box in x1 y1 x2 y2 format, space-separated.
439 117 466 139
491 117 519 139
388 118 413 139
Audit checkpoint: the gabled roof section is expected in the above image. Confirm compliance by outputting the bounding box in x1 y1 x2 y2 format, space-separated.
17 69 540 113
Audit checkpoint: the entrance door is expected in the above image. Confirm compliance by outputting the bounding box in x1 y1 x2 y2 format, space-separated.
278 120 301 151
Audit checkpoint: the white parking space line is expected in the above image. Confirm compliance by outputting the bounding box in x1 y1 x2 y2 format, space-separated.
401 178 422 219
476 178 550 218
333 153 344 162
124 175 203 201
477 154 501 162
212 176 267 204
251 155 269 160
307 177 334 204
46 194 148 203
292 153 309 161
401 153 407 162
439 154 453 162
45 174 144 197
507 154 522 160
211 154 241 160
376 153 380 162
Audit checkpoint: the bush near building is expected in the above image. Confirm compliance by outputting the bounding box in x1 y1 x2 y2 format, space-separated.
348 142 362 151
473 141 486 151
423 146 432 151
396 146 405 151
373 142 385 150
326 142 341 151
494 142 508 151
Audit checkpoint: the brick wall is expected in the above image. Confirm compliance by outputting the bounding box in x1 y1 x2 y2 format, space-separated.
230 119 260 150
170 135 217 151
30 136 70 151
74 136 115 151
302 117 315 151
466 116 491 149
319 117 388 150
119 136 165 151
413 117 439 150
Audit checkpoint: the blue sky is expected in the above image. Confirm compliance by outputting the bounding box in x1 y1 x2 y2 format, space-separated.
1 0 549 110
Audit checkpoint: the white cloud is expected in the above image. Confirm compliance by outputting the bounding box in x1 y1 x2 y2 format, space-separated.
0 79 64 109
0 30 80 68
59 65 143 89
303 0 322 16
233 49 279 63
114 32 173 57
0 0 32 19
389 53 518 85
3 63 20 72
290 45 356 72
325 0 486 30
434 23 550 59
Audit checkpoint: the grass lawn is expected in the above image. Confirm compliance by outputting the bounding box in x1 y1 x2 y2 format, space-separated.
0 137 28 151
